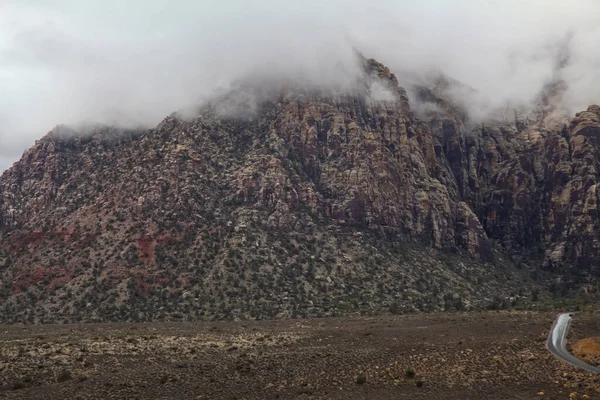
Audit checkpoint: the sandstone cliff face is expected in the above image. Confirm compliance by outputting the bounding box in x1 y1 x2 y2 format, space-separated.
226 59 492 259
541 106 600 274
0 57 596 322
419 79 600 282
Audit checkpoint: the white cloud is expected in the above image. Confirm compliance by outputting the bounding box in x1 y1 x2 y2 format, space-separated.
1 0 600 170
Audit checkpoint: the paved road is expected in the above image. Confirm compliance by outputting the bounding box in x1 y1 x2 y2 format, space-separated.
546 312 600 373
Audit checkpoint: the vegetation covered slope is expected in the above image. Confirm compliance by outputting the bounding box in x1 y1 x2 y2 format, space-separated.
1 57 596 322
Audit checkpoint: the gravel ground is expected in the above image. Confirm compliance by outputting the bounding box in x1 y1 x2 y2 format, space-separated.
1 311 599 399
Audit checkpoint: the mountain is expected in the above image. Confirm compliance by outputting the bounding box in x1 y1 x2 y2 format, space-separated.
0 56 598 323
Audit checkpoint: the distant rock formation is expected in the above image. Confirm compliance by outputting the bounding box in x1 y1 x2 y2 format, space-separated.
0 56 598 322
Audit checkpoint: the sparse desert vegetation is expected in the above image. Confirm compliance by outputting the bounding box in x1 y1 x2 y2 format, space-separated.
1 311 600 399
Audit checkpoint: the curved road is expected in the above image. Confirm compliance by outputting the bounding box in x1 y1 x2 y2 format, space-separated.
546 312 600 373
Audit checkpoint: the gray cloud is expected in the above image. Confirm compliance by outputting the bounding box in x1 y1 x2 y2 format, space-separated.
1 0 600 170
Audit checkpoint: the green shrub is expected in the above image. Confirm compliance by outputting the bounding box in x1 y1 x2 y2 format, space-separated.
57 369 72 382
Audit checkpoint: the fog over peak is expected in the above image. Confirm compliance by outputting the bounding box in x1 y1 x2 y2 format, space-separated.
1 0 600 170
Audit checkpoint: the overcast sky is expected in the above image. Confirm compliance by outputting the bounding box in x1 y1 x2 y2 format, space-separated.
1 0 600 171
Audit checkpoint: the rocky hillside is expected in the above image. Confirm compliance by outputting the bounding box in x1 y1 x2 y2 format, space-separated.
0 56 597 323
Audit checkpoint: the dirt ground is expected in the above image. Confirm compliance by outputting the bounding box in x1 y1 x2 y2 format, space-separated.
1 311 600 399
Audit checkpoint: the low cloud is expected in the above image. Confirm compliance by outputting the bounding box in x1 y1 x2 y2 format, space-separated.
367 80 396 103
1 0 600 170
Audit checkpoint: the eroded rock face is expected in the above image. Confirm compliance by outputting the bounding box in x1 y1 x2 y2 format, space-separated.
411 72 600 280
541 106 600 274
227 59 492 258
0 56 597 322
476 105 600 276
421 82 600 278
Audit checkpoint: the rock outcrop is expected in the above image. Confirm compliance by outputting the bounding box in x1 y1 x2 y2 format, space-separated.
417 78 600 285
